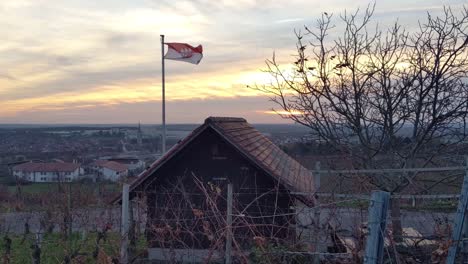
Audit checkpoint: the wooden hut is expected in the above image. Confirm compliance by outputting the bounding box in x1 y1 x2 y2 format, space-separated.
116 117 315 260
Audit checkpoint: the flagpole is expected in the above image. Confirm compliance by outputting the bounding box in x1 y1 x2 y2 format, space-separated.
160 34 166 154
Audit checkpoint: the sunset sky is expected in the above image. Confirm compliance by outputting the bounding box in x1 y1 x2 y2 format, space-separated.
0 0 465 124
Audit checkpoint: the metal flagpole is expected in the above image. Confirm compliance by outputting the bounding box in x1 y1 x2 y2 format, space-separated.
160 35 166 154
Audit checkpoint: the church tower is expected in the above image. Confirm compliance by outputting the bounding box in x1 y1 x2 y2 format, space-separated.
137 122 143 146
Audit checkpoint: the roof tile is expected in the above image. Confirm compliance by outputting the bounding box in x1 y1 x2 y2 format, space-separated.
13 162 80 172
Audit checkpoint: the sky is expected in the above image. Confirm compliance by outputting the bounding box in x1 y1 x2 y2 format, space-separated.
0 0 465 124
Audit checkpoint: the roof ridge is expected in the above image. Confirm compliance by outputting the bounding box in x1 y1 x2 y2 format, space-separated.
205 117 246 124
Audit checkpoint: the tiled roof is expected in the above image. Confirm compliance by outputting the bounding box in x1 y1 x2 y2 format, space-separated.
92 160 109 166
117 117 315 204
13 162 80 172
100 161 127 172
102 161 127 172
206 117 314 197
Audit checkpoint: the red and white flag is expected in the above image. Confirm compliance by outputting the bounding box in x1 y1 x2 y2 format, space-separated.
164 42 203 65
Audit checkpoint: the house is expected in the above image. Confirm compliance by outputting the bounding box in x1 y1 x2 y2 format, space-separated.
13 162 82 182
92 160 128 181
107 157 145 176
114 117 315 261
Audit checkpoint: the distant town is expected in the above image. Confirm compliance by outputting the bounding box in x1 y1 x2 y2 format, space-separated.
0 123 314 185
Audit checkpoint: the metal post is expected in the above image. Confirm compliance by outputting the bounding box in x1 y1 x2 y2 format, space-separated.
447 157 468 264
225 183 233 264
160 34 166 154
120 184 130 264
364 190 390 264
312 161 321 264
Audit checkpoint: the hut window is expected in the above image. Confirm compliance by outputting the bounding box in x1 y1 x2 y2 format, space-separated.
211 143 227 160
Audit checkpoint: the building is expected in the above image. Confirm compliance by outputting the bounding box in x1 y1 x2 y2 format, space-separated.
114 117 315 261
92 160 128 181
13 162 82 182
107 157 145 176
137 122 143 146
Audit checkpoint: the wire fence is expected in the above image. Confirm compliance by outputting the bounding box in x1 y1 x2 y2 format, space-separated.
0 167 466 264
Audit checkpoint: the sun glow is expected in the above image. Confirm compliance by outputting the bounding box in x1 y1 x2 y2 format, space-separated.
262 110 303 116
0 65 273 117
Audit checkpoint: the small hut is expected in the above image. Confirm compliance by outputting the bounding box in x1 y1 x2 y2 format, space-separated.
115 117 315 261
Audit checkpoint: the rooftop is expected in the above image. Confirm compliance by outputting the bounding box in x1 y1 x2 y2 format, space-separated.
13 162 80 172
99 161 127 172
123 116 315 204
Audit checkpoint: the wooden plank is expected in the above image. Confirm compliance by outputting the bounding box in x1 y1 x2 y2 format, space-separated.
446 160 468 264
120 184 130 264
312 162 321 264
364 191 390 264
225 183 233 264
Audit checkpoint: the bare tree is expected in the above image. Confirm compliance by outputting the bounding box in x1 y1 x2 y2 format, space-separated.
253 4 468 242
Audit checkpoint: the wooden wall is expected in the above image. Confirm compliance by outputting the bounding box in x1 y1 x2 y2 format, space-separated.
140 127 295 249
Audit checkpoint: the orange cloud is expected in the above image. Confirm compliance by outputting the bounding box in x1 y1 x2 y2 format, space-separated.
0 64 273 117
261 110 304 116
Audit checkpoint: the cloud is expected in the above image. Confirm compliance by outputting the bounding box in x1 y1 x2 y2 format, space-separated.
0 72 15 80
0 96 287 124
275 18 304 24
0 0 464 123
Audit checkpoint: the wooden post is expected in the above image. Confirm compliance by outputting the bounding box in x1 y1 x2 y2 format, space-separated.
225 183 233 264
447 157 468 264
314 161 321 190
36 233 43 248
463 156 468 263
129 200 136 260
67 180 73 260
390 197 403 242
120 184 130 264
32 233 42 264
364 190 390 264
312 161 321 264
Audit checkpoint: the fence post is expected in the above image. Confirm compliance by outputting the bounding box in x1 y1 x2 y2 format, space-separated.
446 157 468 264
67 181 73 257
120 184 130 264
312 161 321 264
129 200 136 261
364 190 390 264
225 183 233 264
314 161 321 190
32 233 42 264
463 156 468 263
36 232 43 248
33 232 43 264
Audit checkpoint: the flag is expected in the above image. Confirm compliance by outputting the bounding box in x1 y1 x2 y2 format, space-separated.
164 43 203 65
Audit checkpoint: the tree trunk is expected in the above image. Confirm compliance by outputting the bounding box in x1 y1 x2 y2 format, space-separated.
390 197 403 243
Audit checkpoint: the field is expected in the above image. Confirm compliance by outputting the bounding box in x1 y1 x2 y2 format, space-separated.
1 232 147 263
5 182 120 194
0 182 120 213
